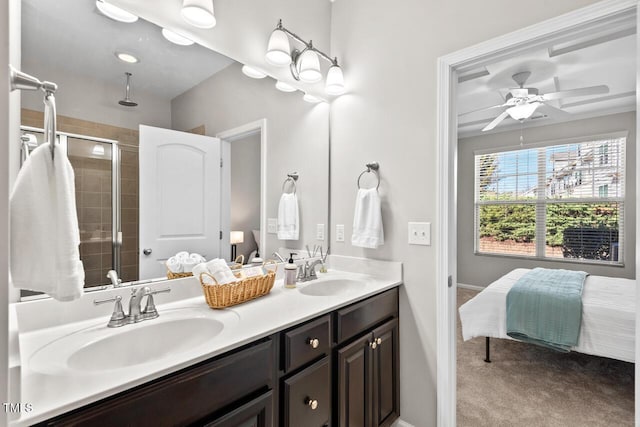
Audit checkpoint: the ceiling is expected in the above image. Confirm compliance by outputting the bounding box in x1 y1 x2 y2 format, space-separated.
457 25 637 138
21 0 235 100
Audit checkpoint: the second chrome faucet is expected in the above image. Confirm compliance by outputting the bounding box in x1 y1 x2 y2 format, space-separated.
94 286 171 328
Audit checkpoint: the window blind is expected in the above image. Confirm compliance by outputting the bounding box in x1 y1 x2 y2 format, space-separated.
474 137 625 264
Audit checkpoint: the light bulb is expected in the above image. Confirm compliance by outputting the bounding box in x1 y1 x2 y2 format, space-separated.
325 64 345 95
297 49 322 83
266 29 291 66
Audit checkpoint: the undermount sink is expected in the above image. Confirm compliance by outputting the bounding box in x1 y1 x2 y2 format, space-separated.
298 278 367 297
29 308 236 374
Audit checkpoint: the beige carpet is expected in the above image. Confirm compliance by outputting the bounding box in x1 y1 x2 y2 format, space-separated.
457 287 634 427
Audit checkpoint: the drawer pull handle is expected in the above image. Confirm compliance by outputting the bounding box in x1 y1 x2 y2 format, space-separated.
376 337 382 345
369 341 377 349
305 398 319 410
307 338 320 349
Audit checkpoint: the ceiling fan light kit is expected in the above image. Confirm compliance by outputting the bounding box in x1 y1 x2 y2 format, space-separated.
465 70 610 132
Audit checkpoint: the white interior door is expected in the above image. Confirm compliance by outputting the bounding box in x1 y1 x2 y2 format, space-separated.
139 125 221 279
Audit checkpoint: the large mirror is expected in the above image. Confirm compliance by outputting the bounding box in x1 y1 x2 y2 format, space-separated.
19 0 329 295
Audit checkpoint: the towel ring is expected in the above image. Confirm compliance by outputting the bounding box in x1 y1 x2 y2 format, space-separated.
282 172 299 194
357 162 380 190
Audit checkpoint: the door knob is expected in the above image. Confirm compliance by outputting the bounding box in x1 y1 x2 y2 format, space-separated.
307 338 320 349
143 248 152 256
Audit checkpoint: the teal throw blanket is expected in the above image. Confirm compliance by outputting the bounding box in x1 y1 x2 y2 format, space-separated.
506 268 587 352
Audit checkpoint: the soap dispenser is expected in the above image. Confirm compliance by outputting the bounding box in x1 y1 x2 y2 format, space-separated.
251 250 264 265
284 253 298 289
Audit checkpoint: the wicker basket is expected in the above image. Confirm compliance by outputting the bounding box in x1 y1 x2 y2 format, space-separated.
229 254 245 270
199 261 277 309
167 270 193 280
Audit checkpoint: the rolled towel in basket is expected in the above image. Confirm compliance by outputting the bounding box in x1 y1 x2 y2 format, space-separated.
166 256 183 273
189 253 206 264
206 258 238 285
182 259 198 273
193 263 215 284
175 251 190 263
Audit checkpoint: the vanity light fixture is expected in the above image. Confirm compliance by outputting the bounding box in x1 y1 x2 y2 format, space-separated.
241 65 267 79
161 28 195 46
266 20 346 95
303 93 322 103
181 0 216 29
275 81 296 92
115 52 139 64
95 0 138 23
92 144 105 156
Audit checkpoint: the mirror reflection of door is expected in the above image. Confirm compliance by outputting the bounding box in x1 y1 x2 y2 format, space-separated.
139 125 222 279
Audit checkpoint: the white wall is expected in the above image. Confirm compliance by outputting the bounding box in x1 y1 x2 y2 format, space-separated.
458 112 636 287
171 62 330 257
230 133 261 260
20 62 172 130
329 0 602 425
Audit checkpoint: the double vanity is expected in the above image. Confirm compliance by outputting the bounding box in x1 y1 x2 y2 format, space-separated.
9 256 402 426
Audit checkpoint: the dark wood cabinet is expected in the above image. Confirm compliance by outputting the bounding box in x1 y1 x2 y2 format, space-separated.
283 357 331 427
205 391 273 427
336 318 399 427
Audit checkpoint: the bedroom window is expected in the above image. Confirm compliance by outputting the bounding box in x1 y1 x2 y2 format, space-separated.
475 135 625 264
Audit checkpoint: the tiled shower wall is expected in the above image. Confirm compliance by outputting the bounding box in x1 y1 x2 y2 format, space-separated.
21 109 140 286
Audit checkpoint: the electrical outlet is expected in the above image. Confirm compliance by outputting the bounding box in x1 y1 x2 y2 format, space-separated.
317 224 325 241
408 222 431 246
267 218 277 234
336 224 345 242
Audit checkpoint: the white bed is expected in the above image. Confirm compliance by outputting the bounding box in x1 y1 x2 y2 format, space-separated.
459 268 636 363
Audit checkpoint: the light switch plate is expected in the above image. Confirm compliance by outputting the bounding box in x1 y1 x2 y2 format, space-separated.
336 224 345 242
267 218 277 234
316 224 325 241
408 222 431 245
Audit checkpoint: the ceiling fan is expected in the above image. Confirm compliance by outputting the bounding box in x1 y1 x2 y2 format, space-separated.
461 71 610 132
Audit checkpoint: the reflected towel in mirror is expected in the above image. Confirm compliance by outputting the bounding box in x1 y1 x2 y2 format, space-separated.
277 193 299 240
10 144 85 301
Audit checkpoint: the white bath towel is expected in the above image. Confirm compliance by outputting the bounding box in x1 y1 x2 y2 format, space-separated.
206 258 238 285
10 144 85 301
189 253 206 264
166 256 183 273
192 263 214 285
277 193 299 240
351 188 384 249
175 251 190 263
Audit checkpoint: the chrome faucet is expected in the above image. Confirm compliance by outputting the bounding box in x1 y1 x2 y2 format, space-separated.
297 259 325 282
272 251 286 263
94 286 171 328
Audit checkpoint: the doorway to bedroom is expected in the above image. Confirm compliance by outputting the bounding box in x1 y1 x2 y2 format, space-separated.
436 2 638 426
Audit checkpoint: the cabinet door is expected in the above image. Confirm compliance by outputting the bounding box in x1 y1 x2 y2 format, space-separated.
337 334 373 427
372 319 399 427
205 391 273 427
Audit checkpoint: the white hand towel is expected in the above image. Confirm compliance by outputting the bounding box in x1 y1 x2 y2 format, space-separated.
351 188 384 249
175 251 190 263
277 193 299 240
189 253 206 264
166 256 183 273
206 258 238 285
192 263 214 284
10 144 85 301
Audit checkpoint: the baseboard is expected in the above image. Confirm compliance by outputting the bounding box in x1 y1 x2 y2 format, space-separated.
392 419 415 427
457 282 485 291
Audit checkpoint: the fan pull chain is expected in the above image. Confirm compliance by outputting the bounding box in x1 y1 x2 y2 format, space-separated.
519 120 524 146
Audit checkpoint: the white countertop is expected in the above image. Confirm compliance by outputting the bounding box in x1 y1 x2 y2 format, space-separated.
9 255 402 426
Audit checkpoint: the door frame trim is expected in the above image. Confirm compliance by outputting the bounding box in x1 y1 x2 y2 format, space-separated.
435 1 639 425
217 119 268 261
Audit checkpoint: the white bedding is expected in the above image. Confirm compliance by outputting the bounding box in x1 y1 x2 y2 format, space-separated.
459 268 636 363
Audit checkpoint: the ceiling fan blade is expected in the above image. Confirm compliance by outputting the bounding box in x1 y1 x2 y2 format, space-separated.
482 110 510 132
537 103 571 120
541 85 609 101
459 103 507 117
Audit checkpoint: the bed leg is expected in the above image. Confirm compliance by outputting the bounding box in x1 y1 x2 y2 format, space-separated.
484 337 491 363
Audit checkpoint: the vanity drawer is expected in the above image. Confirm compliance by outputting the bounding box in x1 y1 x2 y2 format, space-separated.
335 288 398 344
43 339 274 427
282 357 331 427
283 314 331 373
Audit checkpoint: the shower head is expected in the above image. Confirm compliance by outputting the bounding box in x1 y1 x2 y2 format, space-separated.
118 72 138 107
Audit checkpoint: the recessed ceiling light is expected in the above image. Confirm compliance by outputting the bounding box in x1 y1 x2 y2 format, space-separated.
303 93 322 103
241 65 267 79
115 52 139 64
275 81 296 92
95 0 138 23
161 28 195 46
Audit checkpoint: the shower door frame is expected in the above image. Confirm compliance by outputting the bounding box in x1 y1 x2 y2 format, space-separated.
20 125 122 284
